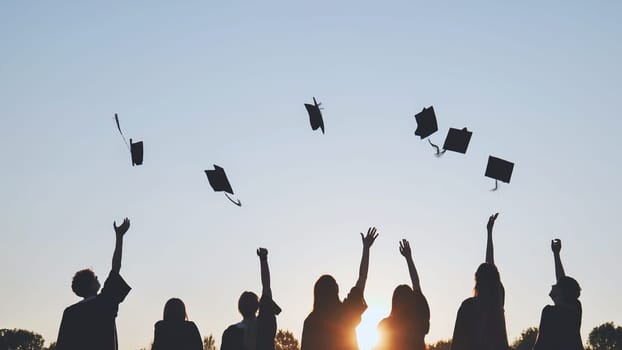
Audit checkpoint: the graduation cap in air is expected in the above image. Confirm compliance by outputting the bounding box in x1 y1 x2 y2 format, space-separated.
414 106 438 139
442 127 472 154
304 97 325 134
485 156 514 191
205 165 242 206
114 113 143 166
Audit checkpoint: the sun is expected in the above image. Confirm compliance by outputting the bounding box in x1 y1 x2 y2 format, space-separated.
356 304 389 350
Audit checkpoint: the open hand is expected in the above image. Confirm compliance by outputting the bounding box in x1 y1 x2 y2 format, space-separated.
113 218 130 237
399 239 412 258
551 239 562 254
487 213 499 232
257 247 268 258
360 227 379 249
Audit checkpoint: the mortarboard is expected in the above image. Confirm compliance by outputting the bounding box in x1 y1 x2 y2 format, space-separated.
304 97 325 134
414 106 438 139
114 113 144 166
129 139 143 166
485 156 514 191
205 165 242 206
442 127 472 154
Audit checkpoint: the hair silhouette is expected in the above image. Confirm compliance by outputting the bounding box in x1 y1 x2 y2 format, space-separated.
313 275 340 313
163 298 188 321
556 276 581 302
71 269 98 298
152 298 202 350
238 291 260 319
473 263 504 310
390 284 415 319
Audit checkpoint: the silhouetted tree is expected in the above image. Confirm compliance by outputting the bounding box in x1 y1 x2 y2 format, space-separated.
427 339 451 350
203 334 217 350
511 327 538 350
275 330 300 350
0 329 45 350
45 342 56 350
587 322 622 350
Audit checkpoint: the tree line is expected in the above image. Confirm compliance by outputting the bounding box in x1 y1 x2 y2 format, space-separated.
2 324 621 350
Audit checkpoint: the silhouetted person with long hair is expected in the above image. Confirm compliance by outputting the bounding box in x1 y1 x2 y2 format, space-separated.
56 218 132 350
377 239 430 350
151 298 203 350
451 213 509 350
221 248 281 350
533 239 583 350
301 227 379 350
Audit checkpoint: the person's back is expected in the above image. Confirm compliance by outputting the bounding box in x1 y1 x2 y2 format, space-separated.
452 297 508 350
377 290 429 350
534 301 583 350
152 298 203 350
152 320 202 350
302 287 366 350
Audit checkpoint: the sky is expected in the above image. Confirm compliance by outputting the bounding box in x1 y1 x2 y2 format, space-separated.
1 1 621 349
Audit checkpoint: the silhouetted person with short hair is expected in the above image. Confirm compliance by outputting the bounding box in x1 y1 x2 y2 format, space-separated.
301 227 379 350
533 239 583 350
56 218 132 350
151 298 203 350
221 248 281 350
451 213 509 350
377 239 430 350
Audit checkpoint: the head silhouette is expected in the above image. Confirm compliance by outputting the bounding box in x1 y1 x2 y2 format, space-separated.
238 291 259 319
313 274 340 312
550 276 581 304
474 263 503 308
163 298 188 321
71 269 100 298
390 284 415 319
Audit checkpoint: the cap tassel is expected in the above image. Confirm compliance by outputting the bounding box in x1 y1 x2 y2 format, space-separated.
428 139 446 157
114 113 130 150
224 193 242 207
490 179 499 191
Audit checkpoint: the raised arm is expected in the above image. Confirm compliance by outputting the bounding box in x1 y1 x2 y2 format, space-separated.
551 239 565 282
485 213 499 265
399 239 421 291
111 218 130 275
355 227 378 292
257 248 271 298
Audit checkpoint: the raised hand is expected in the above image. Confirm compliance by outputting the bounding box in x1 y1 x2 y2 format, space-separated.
360 227 379 249
113 218 130 237
551 239 562 254
399 239 412 259
487 213 499 233
257 247 268 259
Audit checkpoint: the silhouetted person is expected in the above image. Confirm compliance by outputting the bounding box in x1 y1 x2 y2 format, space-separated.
151 298 203 350
451 214 509 350
301 227 379 350
533 239 583 350
56 218 132 350
377 239 430 350
221 248 281 350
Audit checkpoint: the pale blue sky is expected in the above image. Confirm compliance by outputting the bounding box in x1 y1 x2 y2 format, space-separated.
1 1 621 349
